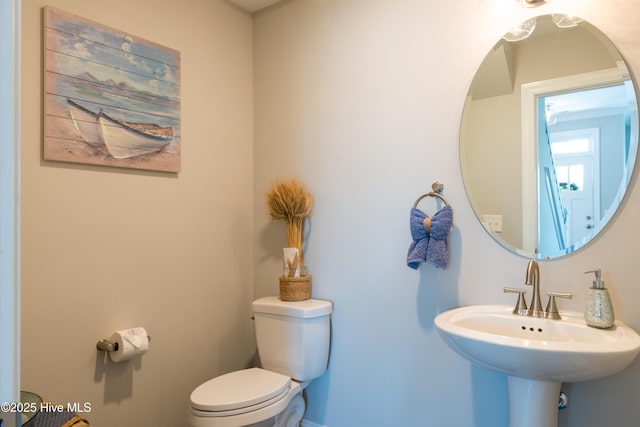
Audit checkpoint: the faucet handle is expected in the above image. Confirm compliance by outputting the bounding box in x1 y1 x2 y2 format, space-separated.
545 292 572 320
504 287 528 315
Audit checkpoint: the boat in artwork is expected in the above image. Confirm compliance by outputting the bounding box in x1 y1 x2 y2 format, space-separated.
98 111 173 159
67 99 174 159
67 99 104 147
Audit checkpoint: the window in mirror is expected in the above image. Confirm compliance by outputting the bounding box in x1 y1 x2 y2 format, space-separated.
551 138 590 156
555 164 584 191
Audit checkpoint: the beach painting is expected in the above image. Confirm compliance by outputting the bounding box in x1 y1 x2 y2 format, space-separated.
44 6 181 172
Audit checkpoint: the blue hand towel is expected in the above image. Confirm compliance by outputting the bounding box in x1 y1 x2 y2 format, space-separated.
426 205 453 269
407 208 430 269
407 205 453 270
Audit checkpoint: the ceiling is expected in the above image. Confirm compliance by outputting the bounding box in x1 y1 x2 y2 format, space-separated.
227 0 283 12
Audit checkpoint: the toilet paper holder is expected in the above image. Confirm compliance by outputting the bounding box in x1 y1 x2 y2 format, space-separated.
96 335 151 353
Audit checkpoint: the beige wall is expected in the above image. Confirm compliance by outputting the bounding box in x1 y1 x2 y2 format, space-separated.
20 0 254 425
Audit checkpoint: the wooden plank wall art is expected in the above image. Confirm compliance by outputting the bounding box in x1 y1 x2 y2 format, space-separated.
44 6 181 172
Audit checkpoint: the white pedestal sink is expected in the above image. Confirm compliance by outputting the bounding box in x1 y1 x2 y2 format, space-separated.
434 305 640 427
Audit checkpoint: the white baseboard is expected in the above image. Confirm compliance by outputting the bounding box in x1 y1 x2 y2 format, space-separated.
301 420 327 427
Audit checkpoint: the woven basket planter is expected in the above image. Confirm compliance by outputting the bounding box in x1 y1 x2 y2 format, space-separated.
279 275 312 301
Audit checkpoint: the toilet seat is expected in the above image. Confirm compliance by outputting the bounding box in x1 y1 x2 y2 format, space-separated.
190 368 291 417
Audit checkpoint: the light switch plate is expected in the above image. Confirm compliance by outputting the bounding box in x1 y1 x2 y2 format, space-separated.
482 214 503 233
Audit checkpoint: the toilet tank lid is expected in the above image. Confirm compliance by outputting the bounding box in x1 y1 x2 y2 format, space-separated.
253 296 333 318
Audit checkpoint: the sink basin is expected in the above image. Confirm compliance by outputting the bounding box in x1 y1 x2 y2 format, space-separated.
435 305 640 427
434 304 640 382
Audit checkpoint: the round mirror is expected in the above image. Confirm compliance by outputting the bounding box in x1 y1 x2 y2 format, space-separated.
460 14 639 259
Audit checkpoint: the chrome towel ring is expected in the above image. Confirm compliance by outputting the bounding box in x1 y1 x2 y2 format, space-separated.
413 181 449 208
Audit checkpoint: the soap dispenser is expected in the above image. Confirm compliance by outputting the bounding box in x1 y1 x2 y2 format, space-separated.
584 269 615 329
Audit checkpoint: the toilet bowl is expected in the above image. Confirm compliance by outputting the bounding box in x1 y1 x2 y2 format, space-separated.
189 368 306 427
188 297 333 427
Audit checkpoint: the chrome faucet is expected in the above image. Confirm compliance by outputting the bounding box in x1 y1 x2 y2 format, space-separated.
504 260 573 319
525 260 544 317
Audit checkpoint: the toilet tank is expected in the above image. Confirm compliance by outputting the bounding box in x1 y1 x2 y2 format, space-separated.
252 296 333 382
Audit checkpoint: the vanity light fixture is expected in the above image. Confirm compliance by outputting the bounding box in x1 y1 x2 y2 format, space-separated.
502 17 537 42
552 14 584 28
519 0 546 6
503 13 584 43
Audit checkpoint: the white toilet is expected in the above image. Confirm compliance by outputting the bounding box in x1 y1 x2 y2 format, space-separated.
189 296 333 427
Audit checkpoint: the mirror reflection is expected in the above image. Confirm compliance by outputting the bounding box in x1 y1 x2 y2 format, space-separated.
460 14 638 259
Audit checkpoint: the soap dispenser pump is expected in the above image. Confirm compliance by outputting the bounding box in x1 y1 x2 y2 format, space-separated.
584 269 615 329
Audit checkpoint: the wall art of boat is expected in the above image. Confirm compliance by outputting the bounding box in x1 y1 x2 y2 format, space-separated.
67 99 174 159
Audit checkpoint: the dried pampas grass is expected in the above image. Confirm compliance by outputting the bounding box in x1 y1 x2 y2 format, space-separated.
266 179 313 261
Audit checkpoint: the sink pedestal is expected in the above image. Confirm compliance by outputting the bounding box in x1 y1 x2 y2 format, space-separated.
508 377 561 427
435 305 640 427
